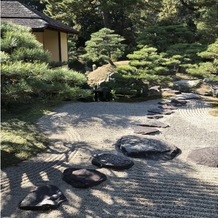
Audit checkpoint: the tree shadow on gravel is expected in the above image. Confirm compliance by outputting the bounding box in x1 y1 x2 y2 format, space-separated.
2 100 218 217
1 139 218 218
36 101 160 135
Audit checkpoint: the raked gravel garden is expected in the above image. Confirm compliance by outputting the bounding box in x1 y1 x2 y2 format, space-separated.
1 94 218 218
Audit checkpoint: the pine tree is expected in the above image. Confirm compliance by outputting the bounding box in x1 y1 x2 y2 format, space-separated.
187 38 218 81
126 45 180 85
1 22 89 105
84 28 126 65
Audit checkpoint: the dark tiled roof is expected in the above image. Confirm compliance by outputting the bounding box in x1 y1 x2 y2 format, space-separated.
1 18 47 29
1 1 78 33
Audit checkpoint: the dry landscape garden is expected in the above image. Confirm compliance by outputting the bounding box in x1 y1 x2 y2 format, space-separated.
1 0 218 217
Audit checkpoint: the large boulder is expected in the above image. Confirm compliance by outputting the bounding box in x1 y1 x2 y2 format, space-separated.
115 135 181 161
62 168 107 188
18 185 66 211
92 153 134 170
187 147 218 167
175 93 201 100
211 85 218 97
173 79 202 92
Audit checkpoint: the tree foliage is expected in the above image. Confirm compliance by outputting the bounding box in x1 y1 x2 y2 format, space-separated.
125 45 181 85
41 0 217 55
84 28 126 65
1 0 46 11
15 0 218 89
186 39 218 81
137 24 197 52
1 22 90 105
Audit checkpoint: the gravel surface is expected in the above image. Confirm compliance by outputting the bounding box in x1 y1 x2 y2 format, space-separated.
1 99 218 218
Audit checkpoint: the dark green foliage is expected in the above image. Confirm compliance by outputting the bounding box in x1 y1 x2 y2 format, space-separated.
137 24 197 52
166 43 206 63
100 73 149 100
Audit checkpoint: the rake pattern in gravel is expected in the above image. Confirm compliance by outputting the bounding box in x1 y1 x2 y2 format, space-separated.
1 99 218 218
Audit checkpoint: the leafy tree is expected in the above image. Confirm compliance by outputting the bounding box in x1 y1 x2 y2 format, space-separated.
83 28 126 65
1 22 90 105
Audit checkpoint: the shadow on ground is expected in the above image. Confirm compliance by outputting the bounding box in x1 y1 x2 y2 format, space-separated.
2 99 218 217
1 139 218 218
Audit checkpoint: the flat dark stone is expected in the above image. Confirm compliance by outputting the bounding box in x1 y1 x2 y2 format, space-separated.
158 101 171 105
115 135 181 161
137 120 169 128
62 168 107 188
158 105 177 110
133 126 160 135
18 185 66 211
148 108 164 114
92 153 134 170
161 88 181 94
171 98 187 106
147 115 164 119
187 147 218 167
148 109 174 115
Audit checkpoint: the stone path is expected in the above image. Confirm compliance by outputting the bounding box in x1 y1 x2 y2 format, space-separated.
1 98 218 218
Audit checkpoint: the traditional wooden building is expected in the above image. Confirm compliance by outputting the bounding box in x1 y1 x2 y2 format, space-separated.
1 1 78 62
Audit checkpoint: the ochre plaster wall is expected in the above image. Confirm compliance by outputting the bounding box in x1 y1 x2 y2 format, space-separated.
33 32 43 45
60 32 68 62
33 30 69 62
43 29 59 61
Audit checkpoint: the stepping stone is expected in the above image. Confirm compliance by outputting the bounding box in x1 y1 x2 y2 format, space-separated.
148 109 174 115
92 153 134 170
158 105 177 110
18 185 66 211
163 89 181 94
137 120 169 128
171 98 187 106
147 114 164 119
62 168 107 188
115 135 181 161
158 101 171 105
187 147 218 167
148 108 164 114
133 126 160 135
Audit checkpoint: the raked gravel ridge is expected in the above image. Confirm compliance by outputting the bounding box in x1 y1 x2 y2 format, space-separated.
1 99 218 218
